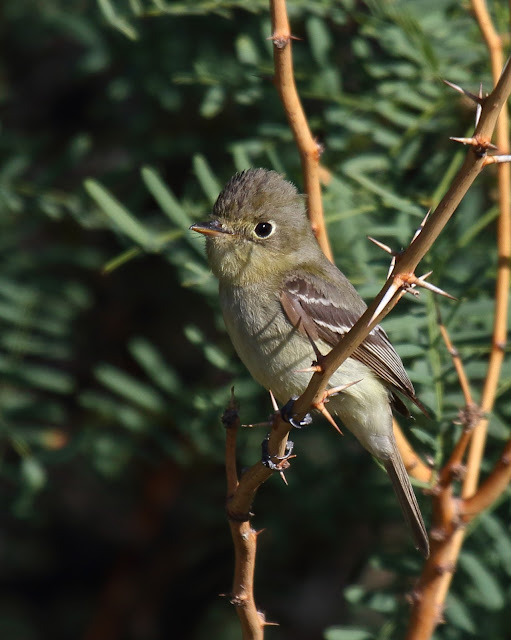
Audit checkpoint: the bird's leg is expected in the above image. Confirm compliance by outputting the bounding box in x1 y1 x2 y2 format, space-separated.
261 435 295 485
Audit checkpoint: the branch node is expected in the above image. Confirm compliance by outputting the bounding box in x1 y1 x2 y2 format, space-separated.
230 594 249 607
429 526 448 542
495 339 507 352
450 134 497 156
449 463 467 481
434 562 455 576
454 403 484 431
226 508 252 523
406 589 422 605
222 388 240 428
500 453 511 466
268 31 300 49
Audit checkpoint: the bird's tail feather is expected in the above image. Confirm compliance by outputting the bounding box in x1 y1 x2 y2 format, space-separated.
384 443 429 558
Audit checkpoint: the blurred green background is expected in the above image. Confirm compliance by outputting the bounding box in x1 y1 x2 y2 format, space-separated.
2 1 511 638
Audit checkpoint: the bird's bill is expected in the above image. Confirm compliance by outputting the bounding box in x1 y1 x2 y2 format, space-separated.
190 220 232 237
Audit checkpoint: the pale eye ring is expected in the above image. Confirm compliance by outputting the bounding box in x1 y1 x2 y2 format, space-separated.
254 221 275 238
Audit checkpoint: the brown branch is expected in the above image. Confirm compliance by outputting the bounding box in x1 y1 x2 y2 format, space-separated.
393 418 433 483
464 0 511 495
225 4 511 639
222 396 272 639
436 309 480 486
437 309 474 408
461 439 511 519
270 0 333 261
272 0 432 488
228 51 511 640
289 53 511 427
405 2 511 637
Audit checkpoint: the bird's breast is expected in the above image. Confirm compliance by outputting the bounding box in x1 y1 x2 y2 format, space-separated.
219 283 314 400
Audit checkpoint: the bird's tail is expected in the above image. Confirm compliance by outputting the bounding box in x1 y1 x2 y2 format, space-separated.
384 442 429 558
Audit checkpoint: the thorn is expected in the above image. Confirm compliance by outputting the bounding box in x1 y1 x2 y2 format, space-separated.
414 273 458 300
368 236 396 255
269 389 279 412
369 282 400 325
303 325 325 363
483 154 511 166
325 379 362 398
449 136 498 150
314 402 344 435
261 618 280 627
475 83 483 127
412 209 431 243
243 421 273 429
450 136 498 155
387 254 396 279
279 470 289 485
293 364 323 374
443 79 484 105
450 136 478 145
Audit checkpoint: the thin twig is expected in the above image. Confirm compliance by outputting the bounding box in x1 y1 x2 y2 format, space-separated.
223 394 267 639
436 307 479 486
270 0 333 261
288 53 511 428
394 418 433 483
464 0 511 495
461 439 511 519
405 1 511 636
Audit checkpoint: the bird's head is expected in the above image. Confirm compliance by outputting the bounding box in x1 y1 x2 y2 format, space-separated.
191 169 317 286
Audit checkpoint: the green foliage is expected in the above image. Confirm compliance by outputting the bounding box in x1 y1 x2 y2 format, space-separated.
2 0 510 639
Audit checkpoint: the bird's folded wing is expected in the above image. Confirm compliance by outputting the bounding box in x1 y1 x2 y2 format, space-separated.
280 274 426 414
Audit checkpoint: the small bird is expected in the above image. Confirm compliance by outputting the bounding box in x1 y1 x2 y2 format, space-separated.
191 168 429 557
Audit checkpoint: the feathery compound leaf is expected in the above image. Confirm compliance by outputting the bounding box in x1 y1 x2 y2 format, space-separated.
94 363 167 413
128 337 183 395
85 179 154 248
459 551 505 610
193 155 221 204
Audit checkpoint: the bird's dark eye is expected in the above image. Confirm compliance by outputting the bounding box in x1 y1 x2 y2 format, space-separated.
254 222 274 238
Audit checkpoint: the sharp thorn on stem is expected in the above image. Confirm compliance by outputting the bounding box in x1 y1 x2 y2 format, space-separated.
369 282 400 325
304 326 325 363
387 255 396 280
483 154 511 165
415 274 457 300
314 402 344 435
269 389 279 412
475 83 483 126
368 236 396 255
412 209 431 243
326 379 362 398
443 79 483 105
293 364 323 373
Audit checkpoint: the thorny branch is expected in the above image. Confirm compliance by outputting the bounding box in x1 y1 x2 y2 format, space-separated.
223 1 511 638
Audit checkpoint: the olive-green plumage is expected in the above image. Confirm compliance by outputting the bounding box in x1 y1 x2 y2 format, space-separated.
191 169 429 557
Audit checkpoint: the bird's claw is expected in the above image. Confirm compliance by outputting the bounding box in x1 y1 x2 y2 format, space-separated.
280 396 312 429
261 435 295 470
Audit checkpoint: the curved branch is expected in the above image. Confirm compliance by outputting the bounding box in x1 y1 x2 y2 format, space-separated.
405 1 511 636
290 54 511 425
270 0 333 261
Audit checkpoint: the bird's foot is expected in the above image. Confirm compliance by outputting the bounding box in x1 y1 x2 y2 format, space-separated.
280 396 312 429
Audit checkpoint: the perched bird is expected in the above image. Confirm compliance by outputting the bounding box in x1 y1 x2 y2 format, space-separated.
191 168 429 557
